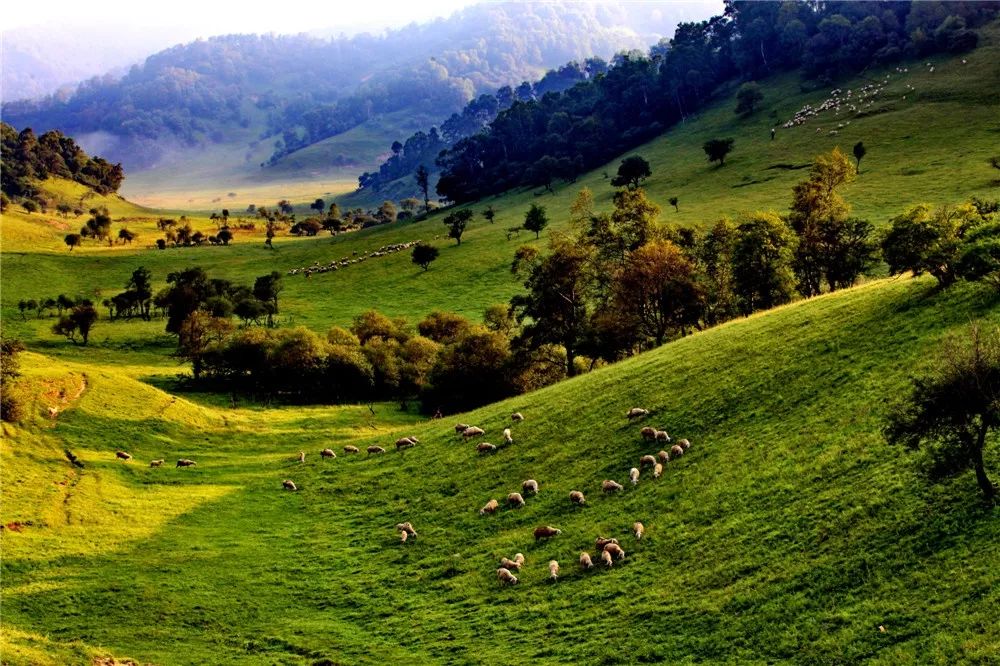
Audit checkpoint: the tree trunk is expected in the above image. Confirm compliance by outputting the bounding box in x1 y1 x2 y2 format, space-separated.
973 425 996 501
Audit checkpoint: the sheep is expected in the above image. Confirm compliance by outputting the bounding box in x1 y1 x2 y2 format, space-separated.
570 490 586 506
601 549 614 567
511 412 524 422
343 445 360 454
653 463 663 479
400 530 408 543
639 455 657 468
657 450 670 464
282 479 298 491
145 459 163 468
629 467 640 485
500 557 522 571
678 438 691 450
395 437 417 450
579 552 594 569
655 430 671 443
670 444 684 458
454 423 470 434
633 522 644 540
602 479 624 493
115 451 133 462
604 542 626 560
627 407 650 419
480 499 500 515
503 428 513 445
548 560 559 581
595 537 619 552
395 522 417 538
514 553 525 567
497 567 519 586
522 479 539 495
463 426 485 439
640 427 657 441
476 442 497 454
176 459 196 467
297 451 306 463
533 525 561 540
320 448 337 458
367 445 386 455
507 492 525 508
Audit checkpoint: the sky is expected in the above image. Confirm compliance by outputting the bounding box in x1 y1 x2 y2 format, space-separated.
4 0 479 36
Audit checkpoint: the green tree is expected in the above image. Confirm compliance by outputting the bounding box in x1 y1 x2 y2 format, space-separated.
378 200 397 224
669 196 679 213
735 81 764 116
22 200 38 214
703 138 735 166
885 324 1000 501
64 233 82 251
732 211 797 314
411 243 440 271
482 205 496 224
443 209 473 245
881 203 983 287
853 141 867 174
310 198 325 213
523 204 549 239
698 218 740 325
53 303 98 345
610 155 652 190
415 165 431 211
253 272 283 326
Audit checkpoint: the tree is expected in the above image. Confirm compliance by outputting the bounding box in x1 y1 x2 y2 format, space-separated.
482 205 496 224
377 200 397 224
277 199 294 215
610 156 652 190
310 198 325 214
401 198 420 214
415 165 431 212
53 304 98 345
411 243 439 271
885 324 1000 501
443 209 473 245
253 272 283 326
735 82 764 116
669 196 679 213
217 228 233 245
853 141 867 174
698 218 740 326
703 138 735 166
881 203 983 287
22 200 38 214
523 204 549 239
64 233 82 251
732 211 798 314
117 228 137 244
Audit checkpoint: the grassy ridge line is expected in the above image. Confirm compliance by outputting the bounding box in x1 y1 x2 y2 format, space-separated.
3 276 999 663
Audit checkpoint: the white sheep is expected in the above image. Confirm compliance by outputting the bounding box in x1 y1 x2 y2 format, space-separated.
500 556 522 571
657 450 670 464
480 499 500 515
595 537 619 552
115 451 133 462
514 553 525 567
463 426 485 439
602 479 624 493
548 560 559 581
454 423 470 434
601 550 614 567
503 428 513 445
678 438 691 450
395 522 418 538
511 412 524 422
605 542 625 560
522 479 539 495
367 445 386 455
579 552 594 569
282 479 298 491
640 427 657 441
570 490 586 506
655 430 671 443
653 463 663 479
670 444 684 458
297 451 305 463
497 567 519 586
626 407 650 419
176 459 196 467
395 437 417 451
629 467 640 485
149 459 164 467
639 455 657 468
633 522 644 540
343 445 360 454
476 442 497 454
320 448 336 458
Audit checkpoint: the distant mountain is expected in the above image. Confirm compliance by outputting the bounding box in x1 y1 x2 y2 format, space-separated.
1 2 716 177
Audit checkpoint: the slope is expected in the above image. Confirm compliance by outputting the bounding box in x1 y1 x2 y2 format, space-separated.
3 274 999 664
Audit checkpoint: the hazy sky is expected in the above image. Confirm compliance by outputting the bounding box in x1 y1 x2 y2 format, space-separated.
5 0 479 35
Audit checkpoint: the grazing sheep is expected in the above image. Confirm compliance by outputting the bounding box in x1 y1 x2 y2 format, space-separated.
503 428 513 445
595 537 619 552
627 407 650 419
500 557 522 571
633 522 644 540
343 445 360 454
367 445 386 455
149 459 164 467
508 492 525 508
549 560 559 581
639 454 657 468
640 427 657 441
570 490 586 506
400 530 408 543
678 438 691 450
511 412 524 422
670 444 684 458
601 550 614 567
603 480 624 493
657 450 670 464
176 459 196 467
653 463 663 479
629 467 640 485
533 525 561 540
480 499 500 515
497 567 519 586
395 437 416 450
579 552 594 569
463 426 485 439
605 542 625 560
455 423 470 434
115 451 133 462
655 430 671 443
476 442 497 454
522 479 539 495
395 522 418 538
282 479 298 491
297 451 306 463
514 553 525 567
320 448 336 458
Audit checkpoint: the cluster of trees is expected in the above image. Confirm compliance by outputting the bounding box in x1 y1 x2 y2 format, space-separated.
0 339 27 423
434 0 997 203
1 122 124 208
18 293 91 321
153 216 233 250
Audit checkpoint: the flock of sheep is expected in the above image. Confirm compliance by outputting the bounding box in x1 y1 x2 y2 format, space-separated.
115 450 195 468
287 240 422 277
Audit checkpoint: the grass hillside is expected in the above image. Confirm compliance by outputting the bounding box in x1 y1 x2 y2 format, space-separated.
3 276 999 664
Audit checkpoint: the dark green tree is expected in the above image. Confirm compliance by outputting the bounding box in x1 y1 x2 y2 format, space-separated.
64 233 82 251
443 209 473 245
732 211 797 314
482 205 496 224
610 156 652 190
735 82 764 116
411 243 440 271
523 204 549 239
703 138 735 166
415 165 431 212
853 141 867 174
